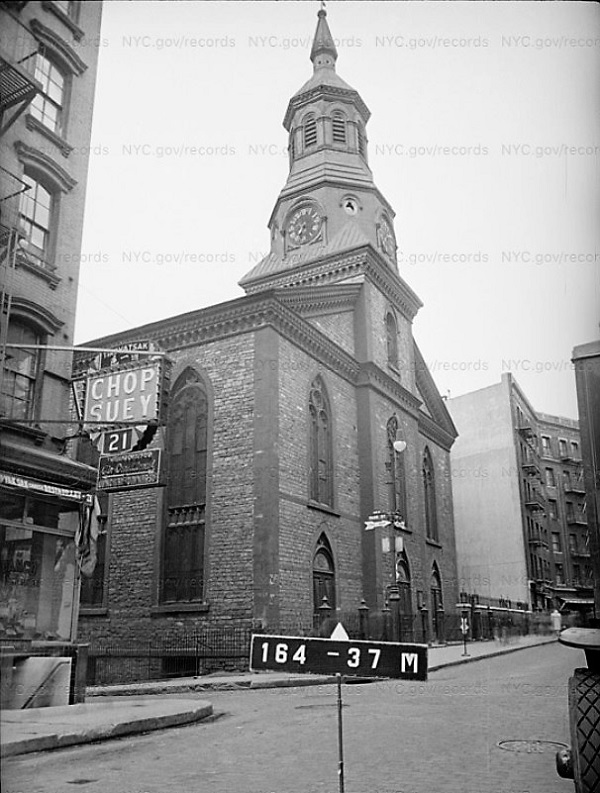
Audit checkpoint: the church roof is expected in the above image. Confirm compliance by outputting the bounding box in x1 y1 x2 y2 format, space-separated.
293 68 356 99
239 221 372 287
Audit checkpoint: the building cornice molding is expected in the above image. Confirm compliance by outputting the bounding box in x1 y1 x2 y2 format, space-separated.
9 296 64 333
30 17 87 75
14 140 77 192
413 341 458 440
284 84 370 130
417 411 456 452
41 0 85 42
356 361 422 417
275 283 362 317
77 292 361 385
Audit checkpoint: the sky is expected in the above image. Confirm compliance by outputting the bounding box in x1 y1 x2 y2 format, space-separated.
74 0 600 419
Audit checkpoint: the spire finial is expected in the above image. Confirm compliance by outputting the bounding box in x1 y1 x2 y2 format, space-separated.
310 1 337 70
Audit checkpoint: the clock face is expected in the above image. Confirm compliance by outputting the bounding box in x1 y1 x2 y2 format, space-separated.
287 205 322 246
379 217 396 257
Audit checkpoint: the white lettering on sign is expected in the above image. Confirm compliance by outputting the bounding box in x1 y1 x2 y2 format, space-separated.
401 653 418 674
84 364 160 424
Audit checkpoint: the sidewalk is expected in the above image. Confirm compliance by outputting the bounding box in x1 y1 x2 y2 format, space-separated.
1 634 556 757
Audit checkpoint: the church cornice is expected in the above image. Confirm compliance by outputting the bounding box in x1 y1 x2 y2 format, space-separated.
284 85 370 130
275 283 362 317
244 246 422 323
77 291 361 386
413 341 459 447
357 361 423 418
417 411 456 452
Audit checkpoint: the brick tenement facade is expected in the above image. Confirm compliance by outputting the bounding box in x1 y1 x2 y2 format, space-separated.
76 8 459 658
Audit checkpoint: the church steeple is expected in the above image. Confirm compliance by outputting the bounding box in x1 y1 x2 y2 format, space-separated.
310 7 338 71
240 6 400 293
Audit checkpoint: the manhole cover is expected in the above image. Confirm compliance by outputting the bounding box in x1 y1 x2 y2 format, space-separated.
498 740 568 754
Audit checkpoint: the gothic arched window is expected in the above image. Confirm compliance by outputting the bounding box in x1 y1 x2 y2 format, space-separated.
303 113 317 148
332 110 347 144
423 446 438 542
309 376 333 506
386 311 399 368
162 368 209 603
387 416 406 515
313 533 336 613
430 563 444 640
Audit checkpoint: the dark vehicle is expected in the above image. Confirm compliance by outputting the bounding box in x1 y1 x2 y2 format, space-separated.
556 342 600 792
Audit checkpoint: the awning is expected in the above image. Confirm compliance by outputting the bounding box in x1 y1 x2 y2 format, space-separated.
558 598 595 611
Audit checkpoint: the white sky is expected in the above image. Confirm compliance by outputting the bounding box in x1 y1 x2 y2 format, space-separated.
75 0 600 419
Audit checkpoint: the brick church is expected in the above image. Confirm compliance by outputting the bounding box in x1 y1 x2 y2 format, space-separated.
76 9 459 650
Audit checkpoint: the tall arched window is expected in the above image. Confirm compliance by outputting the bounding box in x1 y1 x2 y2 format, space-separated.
386 311 398 368
332 110 347 144
313 533 336 613
162 368 209 603
423 446 438 541
395 551 413 639
387 416 406 515
31 50 66 135
303 113 317 148
309 376 333 506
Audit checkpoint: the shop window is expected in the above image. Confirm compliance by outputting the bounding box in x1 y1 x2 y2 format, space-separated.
161 368 209 603
1 319 43 420
309 376 334 507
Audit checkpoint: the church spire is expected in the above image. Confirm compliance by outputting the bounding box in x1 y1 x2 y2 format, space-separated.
310 5 338 71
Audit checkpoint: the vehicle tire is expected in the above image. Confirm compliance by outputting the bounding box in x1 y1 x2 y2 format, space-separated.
568 668 600 793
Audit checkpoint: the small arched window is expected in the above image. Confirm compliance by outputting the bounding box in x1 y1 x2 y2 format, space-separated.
309 376 333 506
385 312 398 368
303 113 317 148
313 533 336 613
423 447 438 542
387 416 406 514
31 50 66 135
332 111 347 144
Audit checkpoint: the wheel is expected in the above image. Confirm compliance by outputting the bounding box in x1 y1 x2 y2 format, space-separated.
568 668 600 793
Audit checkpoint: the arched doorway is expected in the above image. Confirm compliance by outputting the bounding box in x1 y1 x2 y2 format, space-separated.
395 553 414 641
430 564 444 643
313 533 336 617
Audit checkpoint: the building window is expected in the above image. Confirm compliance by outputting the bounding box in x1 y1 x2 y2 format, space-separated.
332 110 347 143
387 416 406 515
552 532 562 553
541 436 552 456
548 499 558 520
19 174 53 261
545 468 556 488
1 320 43 420
558 439 568 458
566 502 575 521
571 440 579 459
313 533 336 614
303 113 317 148
161 368 208 604
568 533 578 554
555 564 564 585
563 470 571 490
422 447 438 542
31 50 66 135
385 311 399 368
309 376 334 507
573 565 581 585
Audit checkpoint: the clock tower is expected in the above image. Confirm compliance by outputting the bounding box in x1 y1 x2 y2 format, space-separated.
240 6 405 292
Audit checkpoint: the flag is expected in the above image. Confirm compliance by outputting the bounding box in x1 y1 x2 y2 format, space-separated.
76 496 100 577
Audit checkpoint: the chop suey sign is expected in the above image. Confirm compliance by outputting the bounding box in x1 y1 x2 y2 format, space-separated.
84 362 160 424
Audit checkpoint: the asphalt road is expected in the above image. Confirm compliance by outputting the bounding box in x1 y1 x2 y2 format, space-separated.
2 642 584 793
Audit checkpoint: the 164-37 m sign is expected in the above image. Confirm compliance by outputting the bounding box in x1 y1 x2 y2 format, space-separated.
250 633 427 680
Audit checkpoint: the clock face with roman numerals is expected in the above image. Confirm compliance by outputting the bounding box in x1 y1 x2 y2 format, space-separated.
287 205 322 246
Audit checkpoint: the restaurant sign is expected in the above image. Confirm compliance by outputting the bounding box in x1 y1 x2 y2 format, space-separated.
97 449 163 491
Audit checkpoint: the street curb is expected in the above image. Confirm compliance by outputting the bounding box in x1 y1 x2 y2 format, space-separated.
0 701 213 758
86 637 557 697
429 637 557 672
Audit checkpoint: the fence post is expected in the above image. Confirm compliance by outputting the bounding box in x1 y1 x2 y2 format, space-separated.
358 599 370 639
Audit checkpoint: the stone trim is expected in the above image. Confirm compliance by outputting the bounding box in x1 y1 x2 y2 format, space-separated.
41 0 85 41
284 85 370 129
8 295 64 332
14 140 77 192
25 113 73 157
275 283 362 317
30 17 87 75
356 362 422 417
417 411 456 452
